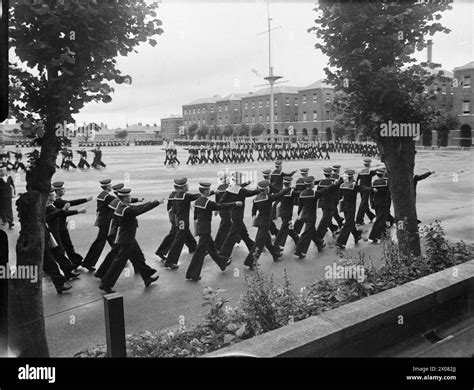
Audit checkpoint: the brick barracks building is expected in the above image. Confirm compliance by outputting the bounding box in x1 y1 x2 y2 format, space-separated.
179 61 473 146
452 61 474 147
296 80 335 141
182 82 336 140
161 116 184 139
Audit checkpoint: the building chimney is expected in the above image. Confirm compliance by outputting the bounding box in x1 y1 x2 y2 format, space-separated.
427 39 433 64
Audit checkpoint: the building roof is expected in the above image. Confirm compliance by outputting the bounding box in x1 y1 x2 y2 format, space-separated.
424 67 453 78
242 85 302 99
299 79 334 91
216 93 247 102
124 123 160 133
185 96 220 106
161 116 183 121
454 61 474 71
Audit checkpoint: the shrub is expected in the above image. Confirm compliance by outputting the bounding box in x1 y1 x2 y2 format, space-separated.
76 221 472 358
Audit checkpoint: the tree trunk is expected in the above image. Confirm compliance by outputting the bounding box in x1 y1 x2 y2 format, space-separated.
10 110 59 357
378 137 421 257
9 191 49 357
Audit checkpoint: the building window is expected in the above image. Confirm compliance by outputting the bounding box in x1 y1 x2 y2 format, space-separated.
286 114 290 122
245 116 248 123
463 76 471 88
259 115 263 122
225 104 228 112
245 102 249 109
313 94 317 103
462 100 470 114
259 100 263 107
193 108 196 114
286 98 290 106
441 84 447 94
313 111 317 120
266 114 270 122
303 112 307 121
326 110 330 120
266 99 270 107
274 113 278 121
302 95 306 104
252 101 255 108
295 98 298 106
326 98 330 103
274 99 278 106
218 106 222 112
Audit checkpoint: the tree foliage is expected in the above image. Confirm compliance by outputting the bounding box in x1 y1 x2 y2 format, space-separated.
196 125 209 138
222 124 233 137
209 124 221 139
115 129 128 139
250 123 265 137
309 1 452 141
187 123 198 138
431 111 459 147
310 0 453 257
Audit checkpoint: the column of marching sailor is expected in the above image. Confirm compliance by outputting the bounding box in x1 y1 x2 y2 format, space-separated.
40 158 433 294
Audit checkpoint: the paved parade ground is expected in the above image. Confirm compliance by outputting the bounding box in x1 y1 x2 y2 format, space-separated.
4 146 474 356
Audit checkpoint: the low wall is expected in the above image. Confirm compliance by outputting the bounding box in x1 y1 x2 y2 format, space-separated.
205 260 474 357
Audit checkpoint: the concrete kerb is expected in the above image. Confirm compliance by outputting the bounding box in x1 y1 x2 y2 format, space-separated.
204 260 474 358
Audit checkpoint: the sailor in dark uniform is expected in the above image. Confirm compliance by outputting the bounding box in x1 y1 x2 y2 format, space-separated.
0 168 15 229
94 183 147 278
330 164 345 229
262 169 281 237
294 175 343 258
368 169 392 243
91 146 106 169
355 159 376 225
77 148 90 169
99 188 163 293
164 178 200 269
270 160 296 191
52 181 93 266
43 188 73 294
219 172 260 260
155 181 196 261
45 188 83 280
335 170 369 250
244 181 291 268
214 173 232 250
314 168 340 249
185 182 240 281
293 168 309 235
274 176 300 250
13 145 26 172
81 179 116 271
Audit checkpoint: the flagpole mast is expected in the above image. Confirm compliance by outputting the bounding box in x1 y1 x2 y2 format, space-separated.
264 0 282 138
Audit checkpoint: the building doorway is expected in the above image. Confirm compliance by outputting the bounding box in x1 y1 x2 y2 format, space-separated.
460 124 472 147
326 127 333 141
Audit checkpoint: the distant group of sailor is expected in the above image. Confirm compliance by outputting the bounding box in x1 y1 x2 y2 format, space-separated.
56 146 107 170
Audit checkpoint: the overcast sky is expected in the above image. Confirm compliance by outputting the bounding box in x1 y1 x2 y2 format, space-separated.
73 0 473 129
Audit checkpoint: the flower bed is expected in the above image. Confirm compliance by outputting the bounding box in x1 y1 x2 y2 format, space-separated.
75 221 472 358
